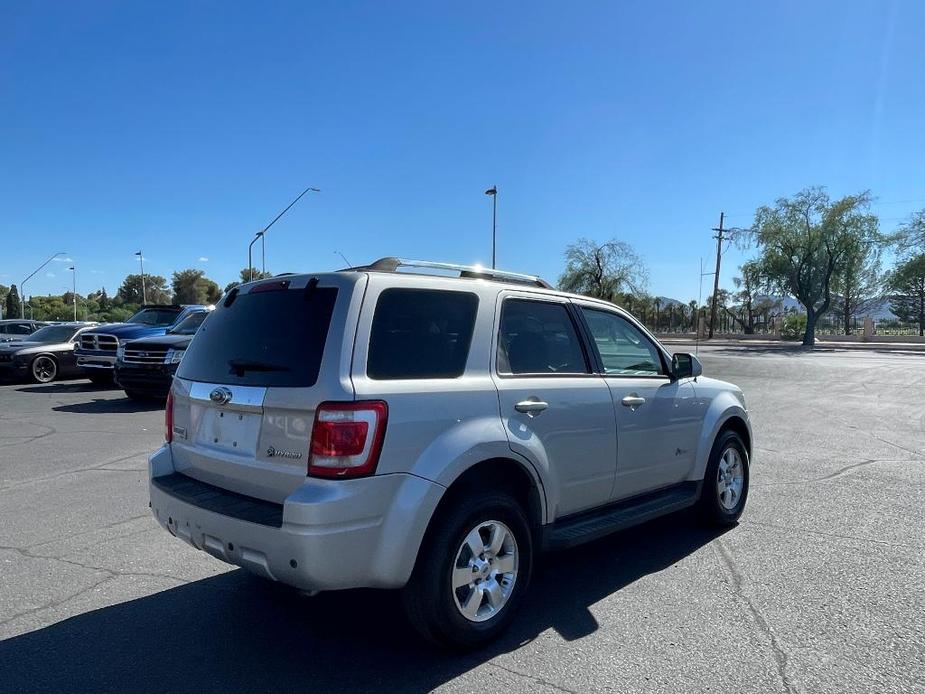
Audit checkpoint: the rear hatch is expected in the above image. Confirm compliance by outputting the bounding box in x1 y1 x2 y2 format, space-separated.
168 273 364 503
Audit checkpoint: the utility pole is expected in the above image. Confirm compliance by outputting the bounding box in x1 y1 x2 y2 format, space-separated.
708 212 724 339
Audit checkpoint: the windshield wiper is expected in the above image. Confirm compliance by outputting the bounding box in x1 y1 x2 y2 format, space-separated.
228 359 291 376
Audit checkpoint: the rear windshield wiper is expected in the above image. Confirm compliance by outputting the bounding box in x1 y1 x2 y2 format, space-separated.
228 359 291 376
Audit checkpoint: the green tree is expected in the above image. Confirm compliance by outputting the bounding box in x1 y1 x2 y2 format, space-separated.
5 284 21 318
118 273 170 305
896 209 925 255
558 238 648 302
98 287 111 311
888 254 925 336
172 269 222 305
831 231 883 334
752 187 881 346
0 284 8 318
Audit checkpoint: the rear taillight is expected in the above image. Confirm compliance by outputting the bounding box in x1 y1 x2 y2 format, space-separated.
308 401 388 479
165 390 174 443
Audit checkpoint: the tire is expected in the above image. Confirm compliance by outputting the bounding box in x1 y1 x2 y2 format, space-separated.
402 491 533 649
87 372 113 385
31 355 58 383
698 429 749 526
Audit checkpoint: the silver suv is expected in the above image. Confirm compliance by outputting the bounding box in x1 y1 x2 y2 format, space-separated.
149 258 751 647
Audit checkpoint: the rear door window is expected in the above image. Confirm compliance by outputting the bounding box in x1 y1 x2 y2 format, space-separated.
176 286 338 386
497 299 589 375
367 288 478 379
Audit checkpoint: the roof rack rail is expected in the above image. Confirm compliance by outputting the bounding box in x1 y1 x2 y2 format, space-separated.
342 257 552 289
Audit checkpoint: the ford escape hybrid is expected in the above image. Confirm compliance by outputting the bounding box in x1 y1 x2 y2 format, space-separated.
149 257 752 647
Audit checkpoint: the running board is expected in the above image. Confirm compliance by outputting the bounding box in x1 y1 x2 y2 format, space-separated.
542 482 701 551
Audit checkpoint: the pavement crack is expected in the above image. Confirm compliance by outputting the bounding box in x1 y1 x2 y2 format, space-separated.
753 458 906 487
488 661 579 694
744 520 924 550
0 450 149 492
713 538 799 694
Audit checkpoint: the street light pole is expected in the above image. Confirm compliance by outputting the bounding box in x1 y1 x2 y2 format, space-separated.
485 186 498 268
247 185 321 282
248 232 264 282
69 266 77 320
135 251 147 305
20 252 68 318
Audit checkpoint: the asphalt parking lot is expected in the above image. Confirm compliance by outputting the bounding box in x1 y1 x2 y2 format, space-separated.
1 346 923 694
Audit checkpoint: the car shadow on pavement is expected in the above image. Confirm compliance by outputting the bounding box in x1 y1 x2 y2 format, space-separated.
15 381 119 394
50 397 165 414
0 512 729 694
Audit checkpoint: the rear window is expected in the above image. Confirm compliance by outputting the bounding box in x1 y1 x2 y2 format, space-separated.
177 286 338 387
367 288 478 380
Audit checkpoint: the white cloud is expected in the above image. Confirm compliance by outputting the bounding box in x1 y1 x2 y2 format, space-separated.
46 272 55 278
52 257 74 263
90 269 105 275
199 256 209 262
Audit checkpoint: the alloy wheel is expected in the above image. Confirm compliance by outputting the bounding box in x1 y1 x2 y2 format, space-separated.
716 446 745 510
452 520 519 623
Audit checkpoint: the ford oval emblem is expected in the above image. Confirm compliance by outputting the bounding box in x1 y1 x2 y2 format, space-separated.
209 387 233 405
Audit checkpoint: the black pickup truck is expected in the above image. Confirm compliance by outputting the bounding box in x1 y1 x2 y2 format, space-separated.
113 308 211 399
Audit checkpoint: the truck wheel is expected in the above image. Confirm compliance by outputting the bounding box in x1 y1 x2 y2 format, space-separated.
698 429 749 526
402 491 533 649
31 356 58 383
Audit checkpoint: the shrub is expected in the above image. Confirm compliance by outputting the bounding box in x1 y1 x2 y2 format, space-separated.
780 314 807 341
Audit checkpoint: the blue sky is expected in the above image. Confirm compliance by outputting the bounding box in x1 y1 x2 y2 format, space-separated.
3 1 924 303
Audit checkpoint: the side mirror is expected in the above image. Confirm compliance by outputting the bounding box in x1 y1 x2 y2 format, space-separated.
671 352 702 381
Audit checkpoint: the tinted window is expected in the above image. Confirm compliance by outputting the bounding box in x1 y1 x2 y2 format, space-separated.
168 311 208 335
498 300 588 375
367 289 477 379
1 323 34 335
27 325 79 343
177 286 337 387
580 308 665 376
128 309 182 326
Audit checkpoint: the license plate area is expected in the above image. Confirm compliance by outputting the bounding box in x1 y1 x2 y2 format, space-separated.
194 406 262 455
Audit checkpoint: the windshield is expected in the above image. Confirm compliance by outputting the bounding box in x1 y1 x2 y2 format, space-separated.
168 311 209 335
128 308 181 326
24 325 79 343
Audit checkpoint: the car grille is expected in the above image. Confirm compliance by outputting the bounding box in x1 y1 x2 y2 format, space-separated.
123 345 169 365
0 353 12 362
80 334 119 352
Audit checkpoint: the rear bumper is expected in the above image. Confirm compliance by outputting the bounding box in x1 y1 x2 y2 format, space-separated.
148 445 445 592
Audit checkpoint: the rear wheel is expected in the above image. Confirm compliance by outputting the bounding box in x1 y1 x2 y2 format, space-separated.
698 429 749 526
402 491 532 648
31 356 58 383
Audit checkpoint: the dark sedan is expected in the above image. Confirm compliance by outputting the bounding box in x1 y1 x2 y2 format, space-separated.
0 323 98 383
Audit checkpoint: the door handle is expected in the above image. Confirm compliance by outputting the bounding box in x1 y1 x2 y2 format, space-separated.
515 398 548 416
621 394 646 409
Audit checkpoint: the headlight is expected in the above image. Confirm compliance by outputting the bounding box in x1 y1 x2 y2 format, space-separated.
166 349 185 364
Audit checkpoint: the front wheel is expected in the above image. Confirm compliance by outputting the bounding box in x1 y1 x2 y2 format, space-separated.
402 491 533 649
31 356 58 383
698 430 749 526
